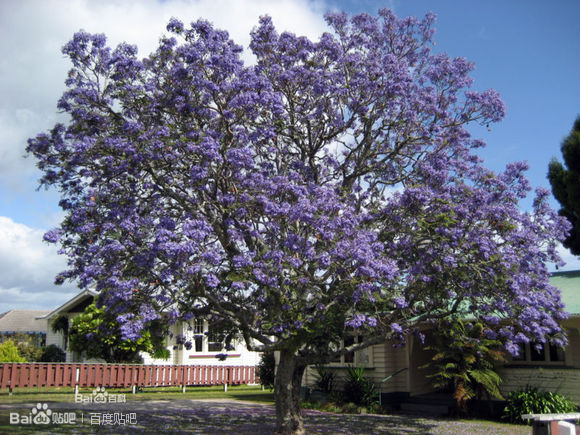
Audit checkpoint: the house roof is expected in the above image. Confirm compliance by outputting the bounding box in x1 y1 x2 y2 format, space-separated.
550 270 580 315
0 310 50 333
37 289 98 319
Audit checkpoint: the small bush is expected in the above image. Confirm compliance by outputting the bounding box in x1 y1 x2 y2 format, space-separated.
320 402 341 413
342 366 377 407
38 344 66 362
300 400 322 410
503 386 577 424
341 402 359 414
257 350 276 390
17 342 43 362
313 365 335 393
0 340 26 362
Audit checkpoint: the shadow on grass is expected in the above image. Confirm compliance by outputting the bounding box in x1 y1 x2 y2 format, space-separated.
228 392 274 404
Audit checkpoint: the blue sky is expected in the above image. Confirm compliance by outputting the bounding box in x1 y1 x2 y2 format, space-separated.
0 0 579 311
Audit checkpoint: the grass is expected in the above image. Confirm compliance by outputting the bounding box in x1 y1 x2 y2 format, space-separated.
0 384 274 405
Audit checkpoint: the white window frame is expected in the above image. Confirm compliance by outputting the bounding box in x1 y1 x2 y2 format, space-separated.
328 335 373 367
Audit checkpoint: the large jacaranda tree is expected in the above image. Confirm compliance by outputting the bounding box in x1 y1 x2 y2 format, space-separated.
28 9 570 433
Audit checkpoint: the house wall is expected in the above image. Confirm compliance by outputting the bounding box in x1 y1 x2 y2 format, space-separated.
182 322 262 366
302 340 410 395
498 366 580 404
46 314 80 362
498 323 580 405
377 341 409 394
144 321 262 366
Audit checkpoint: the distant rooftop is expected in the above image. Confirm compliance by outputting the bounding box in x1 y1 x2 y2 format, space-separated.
0 310 50 334
551 270 580 315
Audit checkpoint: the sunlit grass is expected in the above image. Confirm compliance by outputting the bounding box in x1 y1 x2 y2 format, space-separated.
0 384 274 405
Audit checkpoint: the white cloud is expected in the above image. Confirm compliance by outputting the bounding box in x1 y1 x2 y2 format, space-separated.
0 216 77 312
0 0 330 311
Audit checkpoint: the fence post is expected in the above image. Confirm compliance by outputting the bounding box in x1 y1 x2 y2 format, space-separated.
74 366 80 395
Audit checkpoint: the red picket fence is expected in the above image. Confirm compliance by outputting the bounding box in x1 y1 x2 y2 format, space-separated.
0 363 258 391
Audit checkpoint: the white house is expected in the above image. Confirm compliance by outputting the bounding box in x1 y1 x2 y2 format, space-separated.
39 289 261 366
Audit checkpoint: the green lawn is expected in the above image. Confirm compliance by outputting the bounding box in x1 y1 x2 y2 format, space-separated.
0 384 274 405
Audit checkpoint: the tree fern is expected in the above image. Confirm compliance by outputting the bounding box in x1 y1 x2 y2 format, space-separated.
421 319 505 413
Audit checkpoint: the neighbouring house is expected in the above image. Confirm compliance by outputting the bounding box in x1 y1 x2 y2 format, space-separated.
302 270 580 406
497 270 580 404
0 309 50 347
38 289 261 366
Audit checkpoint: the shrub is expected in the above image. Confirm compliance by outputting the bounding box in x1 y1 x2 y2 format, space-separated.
503 386 578 424
0 340 26 362
313 365 335 393
257 350 276 390
342 366 377 407
38 344 66 362
17 342 43 362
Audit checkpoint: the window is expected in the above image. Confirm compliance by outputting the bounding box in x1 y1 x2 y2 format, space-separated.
510 342 565 365
191 319 205 353
512 343 528 361
193 319 204 335
330 336 372 366
188 319 226 354
207 331 224 352
194 335 203 352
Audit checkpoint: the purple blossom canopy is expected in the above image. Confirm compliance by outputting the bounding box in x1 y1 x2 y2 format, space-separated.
28 9 569 360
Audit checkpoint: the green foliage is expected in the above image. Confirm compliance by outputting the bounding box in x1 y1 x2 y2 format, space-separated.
257 350 276 390
0 333 44 362
422 319 505 412
548 115 580 254
503 386 578 424
38 344 66 362
0 340 26 362
313 366 335 393
342 366 377 407
68 303 169 363
17 342 43 362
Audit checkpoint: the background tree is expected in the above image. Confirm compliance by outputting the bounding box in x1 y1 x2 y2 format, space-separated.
257 350 276 390
28 9 569 433
68 302 170 363
548 116 580 254
0 340 26 363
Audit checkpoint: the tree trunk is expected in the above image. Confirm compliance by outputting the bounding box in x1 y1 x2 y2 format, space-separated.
275 349 306 434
